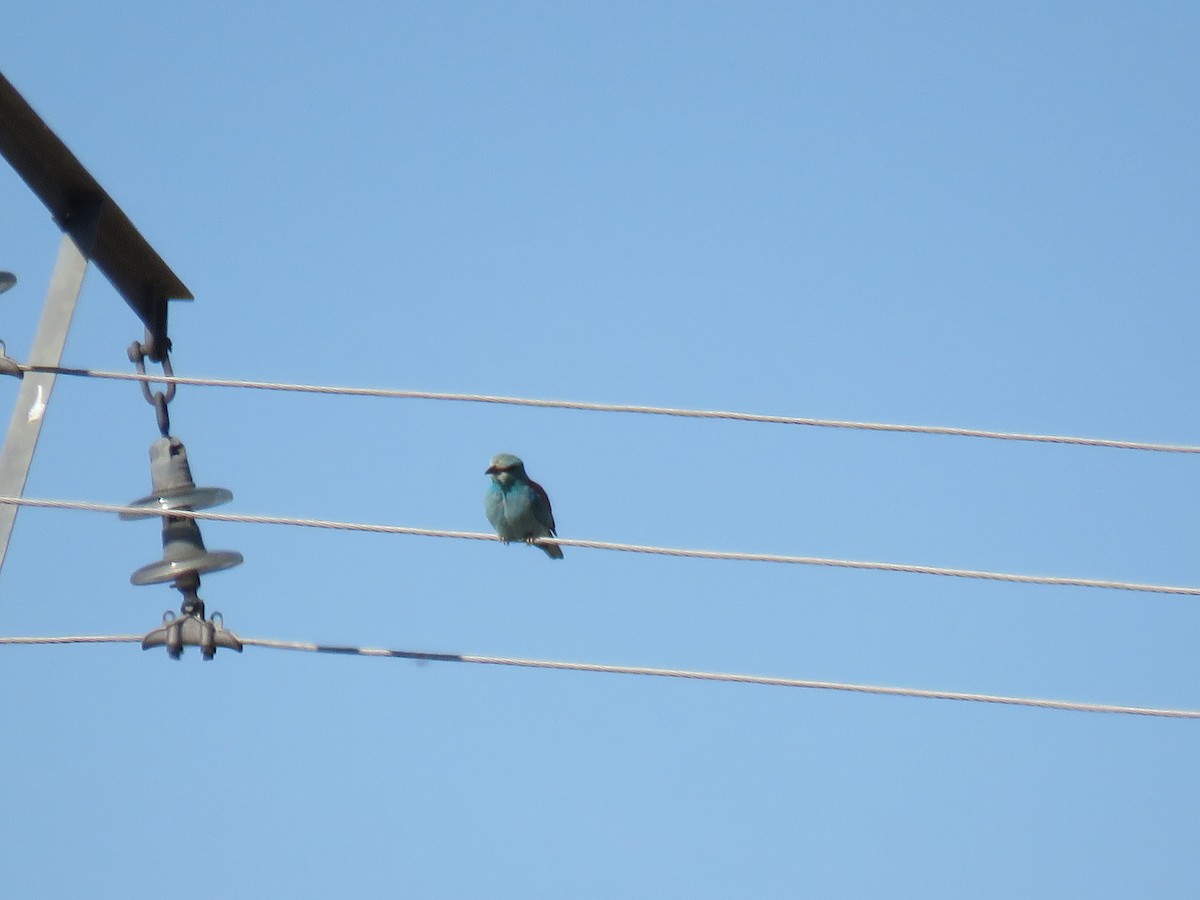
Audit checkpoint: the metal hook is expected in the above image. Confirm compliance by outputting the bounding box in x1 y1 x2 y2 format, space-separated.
158 350 176 404
128 339 176 419
153 392 170 437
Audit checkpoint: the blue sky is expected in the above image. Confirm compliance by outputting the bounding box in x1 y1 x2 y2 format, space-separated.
2 2 1198 897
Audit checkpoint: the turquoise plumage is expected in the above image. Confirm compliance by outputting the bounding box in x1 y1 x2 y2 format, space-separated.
484 453 563 559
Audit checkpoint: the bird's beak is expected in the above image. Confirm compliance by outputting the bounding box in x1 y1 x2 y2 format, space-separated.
485 465 499 474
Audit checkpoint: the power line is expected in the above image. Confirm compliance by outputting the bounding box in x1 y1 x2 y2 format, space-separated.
3 494 1198 597
1 632 1194 718
0 634 140 645
24 363 1200 454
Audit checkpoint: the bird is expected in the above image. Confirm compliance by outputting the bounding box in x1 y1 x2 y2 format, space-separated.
484 453 563 559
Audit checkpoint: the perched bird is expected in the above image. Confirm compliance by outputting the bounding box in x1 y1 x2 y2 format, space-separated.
484 453 563 559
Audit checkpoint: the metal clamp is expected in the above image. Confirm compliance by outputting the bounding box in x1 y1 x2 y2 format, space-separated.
0 342 22 379
140 578 243 660
0 271 22 379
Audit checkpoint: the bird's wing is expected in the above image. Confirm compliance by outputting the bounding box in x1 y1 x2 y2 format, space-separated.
484 485 506 531
526 479 557 534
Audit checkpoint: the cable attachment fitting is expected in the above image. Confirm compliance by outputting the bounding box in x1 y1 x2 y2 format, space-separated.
141 573 243 660
0 342 23 379
128 336 175 437
0 272 20 378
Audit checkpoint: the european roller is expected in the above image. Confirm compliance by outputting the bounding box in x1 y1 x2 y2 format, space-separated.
484 453 563 559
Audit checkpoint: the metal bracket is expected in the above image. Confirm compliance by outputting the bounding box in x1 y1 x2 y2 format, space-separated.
141 582 243 661
139 572 242 660
0 273 21 378
141 610 243 660
0 345 22 379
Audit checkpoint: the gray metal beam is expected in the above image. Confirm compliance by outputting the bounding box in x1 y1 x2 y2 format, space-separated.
0 206 98 574
0 70 192 353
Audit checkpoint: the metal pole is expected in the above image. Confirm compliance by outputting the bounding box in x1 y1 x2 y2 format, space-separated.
0 210 98 578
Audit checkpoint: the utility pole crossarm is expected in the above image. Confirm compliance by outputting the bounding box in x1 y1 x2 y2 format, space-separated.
0 70 192 353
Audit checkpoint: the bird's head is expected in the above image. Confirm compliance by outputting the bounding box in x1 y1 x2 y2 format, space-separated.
485 453 526 485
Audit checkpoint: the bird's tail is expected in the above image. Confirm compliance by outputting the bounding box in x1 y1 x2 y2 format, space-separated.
540 541 564 560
